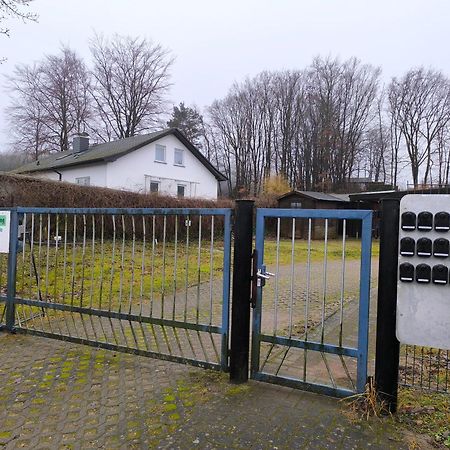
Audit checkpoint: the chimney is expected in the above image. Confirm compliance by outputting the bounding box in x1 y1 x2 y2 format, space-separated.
73 132 90 153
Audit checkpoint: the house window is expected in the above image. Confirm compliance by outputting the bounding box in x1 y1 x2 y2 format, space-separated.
76 176 90 186
149 181 159 194
177 184 185 198
155 144 166 163
291 202 302 208
174 148 184 166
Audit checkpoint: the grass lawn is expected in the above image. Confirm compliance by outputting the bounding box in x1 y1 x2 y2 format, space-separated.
397 387 450 448
262 238 379 266
12 240 225 309
0 237 379 319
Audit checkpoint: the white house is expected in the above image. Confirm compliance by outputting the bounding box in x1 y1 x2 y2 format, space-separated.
14 129 226 199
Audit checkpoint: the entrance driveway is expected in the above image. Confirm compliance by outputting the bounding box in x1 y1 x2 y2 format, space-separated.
0 332 407 449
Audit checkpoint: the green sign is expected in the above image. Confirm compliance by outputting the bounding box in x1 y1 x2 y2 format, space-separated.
0 215 6 227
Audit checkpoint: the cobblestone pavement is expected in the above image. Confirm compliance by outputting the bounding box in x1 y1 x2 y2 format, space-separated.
0 332 409 449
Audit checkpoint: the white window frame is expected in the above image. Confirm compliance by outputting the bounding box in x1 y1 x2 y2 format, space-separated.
150 181 160 194
76 176 90 186
145 175 160 194
177 184 186 198
155 144 166 163
174 148 184 166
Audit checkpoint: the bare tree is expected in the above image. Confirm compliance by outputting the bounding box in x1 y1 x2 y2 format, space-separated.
6 46 91 155
388 68 450 187
206 56 381 197
0 0 36 36
90 34 174 141
361 96 390 183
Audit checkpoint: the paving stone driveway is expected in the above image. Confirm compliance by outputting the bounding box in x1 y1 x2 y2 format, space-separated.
0 332 408 449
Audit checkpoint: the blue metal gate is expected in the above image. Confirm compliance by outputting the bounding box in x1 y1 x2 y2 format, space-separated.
1 207 232 371
251 208 373 397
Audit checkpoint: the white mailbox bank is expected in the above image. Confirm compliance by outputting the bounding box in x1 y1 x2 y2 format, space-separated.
397 195 450 350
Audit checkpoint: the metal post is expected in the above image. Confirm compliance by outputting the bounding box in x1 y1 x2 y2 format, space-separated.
375 199 400 413
6 210 19 331
230 200 254 383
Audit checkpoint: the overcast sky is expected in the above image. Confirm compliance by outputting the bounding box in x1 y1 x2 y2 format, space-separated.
1 0 450 151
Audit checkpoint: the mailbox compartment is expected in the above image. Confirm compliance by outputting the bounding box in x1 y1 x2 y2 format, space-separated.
433 238 449 257
432 264 449 284
417 211 433 231
434 212 450 232
416 237 432 257
401 212 416 231
416 264 431 283
399 262 414 282
400 237 415 256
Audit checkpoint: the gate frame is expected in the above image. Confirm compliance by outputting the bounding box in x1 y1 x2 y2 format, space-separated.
1 206 233 372
250 208 373 398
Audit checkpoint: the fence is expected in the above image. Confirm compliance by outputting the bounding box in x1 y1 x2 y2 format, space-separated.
1 207 232 371
1 202 449 405
399 344 450 393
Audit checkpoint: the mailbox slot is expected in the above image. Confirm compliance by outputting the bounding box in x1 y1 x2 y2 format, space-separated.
416 264 431 283
434 211 450 232
417 211 433 231
416 237 432 257
399 262 414 282
432 264 449 285
401 212 416 231
400 237 415 256
433 238 449 258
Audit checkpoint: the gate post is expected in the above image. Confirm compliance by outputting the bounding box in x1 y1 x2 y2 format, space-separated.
230 199 254 383
5 210 19 332
375 199 400 413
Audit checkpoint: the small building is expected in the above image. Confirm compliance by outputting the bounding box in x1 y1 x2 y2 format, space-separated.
13 128 226 200
277 190 351 239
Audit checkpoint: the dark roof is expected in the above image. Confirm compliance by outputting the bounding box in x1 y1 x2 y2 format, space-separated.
14 128 227 181
349 187 450 202
277 190 350 203
349 190 399 202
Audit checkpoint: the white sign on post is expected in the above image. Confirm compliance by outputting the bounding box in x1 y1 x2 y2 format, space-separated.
0 211 11 253
397 195 450 350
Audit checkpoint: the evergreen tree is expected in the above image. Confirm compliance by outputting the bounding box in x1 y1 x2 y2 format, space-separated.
167 102 204 146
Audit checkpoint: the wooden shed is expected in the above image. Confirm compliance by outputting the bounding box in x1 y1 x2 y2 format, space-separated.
277 190 351 239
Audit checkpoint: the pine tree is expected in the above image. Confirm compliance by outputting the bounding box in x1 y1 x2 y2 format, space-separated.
167 102 204 147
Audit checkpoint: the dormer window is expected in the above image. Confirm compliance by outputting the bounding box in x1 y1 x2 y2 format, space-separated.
174 148 184 166
155 144 166 163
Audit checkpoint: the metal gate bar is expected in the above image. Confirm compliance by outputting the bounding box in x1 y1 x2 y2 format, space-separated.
2 207 232 371
251 208 372 397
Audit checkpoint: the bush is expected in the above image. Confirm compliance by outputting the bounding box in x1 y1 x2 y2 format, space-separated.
0 174 234 242
0 173 232 209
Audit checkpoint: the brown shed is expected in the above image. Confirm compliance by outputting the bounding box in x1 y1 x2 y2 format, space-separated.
277 190 351 239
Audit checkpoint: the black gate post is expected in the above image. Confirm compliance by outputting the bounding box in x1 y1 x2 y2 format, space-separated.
375 199 400 413
230 199 254 383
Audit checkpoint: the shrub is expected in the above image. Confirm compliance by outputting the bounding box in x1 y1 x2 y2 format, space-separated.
0 173 232 209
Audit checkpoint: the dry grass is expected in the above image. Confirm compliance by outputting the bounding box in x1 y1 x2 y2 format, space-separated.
340 377 390 421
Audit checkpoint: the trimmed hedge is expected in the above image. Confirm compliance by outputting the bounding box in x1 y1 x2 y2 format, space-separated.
0 173 233 209
0 174 236 241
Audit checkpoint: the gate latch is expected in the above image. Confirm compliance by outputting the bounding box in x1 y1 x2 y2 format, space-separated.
251 248 274 308
256 267 274 285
